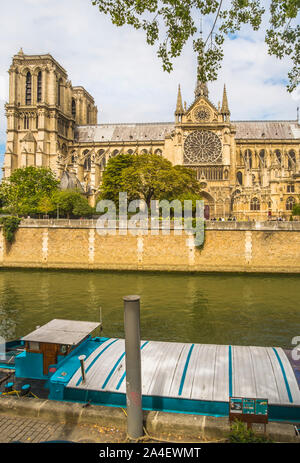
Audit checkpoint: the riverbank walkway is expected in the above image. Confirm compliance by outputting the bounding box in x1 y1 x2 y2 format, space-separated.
0 413 126 443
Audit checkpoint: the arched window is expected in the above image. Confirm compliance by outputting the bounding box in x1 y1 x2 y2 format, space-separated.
25 72 32 105
250 197 260 211
244 149 252 169
154 149 162 156
288 150 296 170
286 196 295 211
24 114 29 130
62 144 67 155
57 78 63 106
127 149 134 154
259 150 265 168
112 150 119 157
275 149 281 165
237 171 243 185
87 104 91 124
287 184 295 193
37 71 42 103
83 150 91 171
70 150 77 164
72 99 76 118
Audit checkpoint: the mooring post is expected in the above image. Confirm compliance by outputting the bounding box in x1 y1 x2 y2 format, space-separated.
123 295 143 440
78 355 86 383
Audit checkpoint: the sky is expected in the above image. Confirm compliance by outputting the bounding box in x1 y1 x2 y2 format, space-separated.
0 0 299 165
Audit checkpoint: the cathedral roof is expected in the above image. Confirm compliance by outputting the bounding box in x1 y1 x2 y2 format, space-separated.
75 120 299 143
233 120 300 140
60 171 84 192
75 123 174 143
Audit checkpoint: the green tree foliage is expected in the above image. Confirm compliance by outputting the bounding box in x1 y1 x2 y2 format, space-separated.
52 191 93 218
38 196 56 216
100 153 135 205
91 0 300 91
292 202 300 216
99 153 201 208
0 167 59 215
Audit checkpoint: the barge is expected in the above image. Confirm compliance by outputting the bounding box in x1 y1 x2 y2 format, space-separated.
1 319 300 423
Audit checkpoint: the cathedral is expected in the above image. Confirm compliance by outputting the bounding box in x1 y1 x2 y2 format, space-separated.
3 49 300 220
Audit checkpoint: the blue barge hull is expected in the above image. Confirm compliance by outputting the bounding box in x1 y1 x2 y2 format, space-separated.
43 337 300 423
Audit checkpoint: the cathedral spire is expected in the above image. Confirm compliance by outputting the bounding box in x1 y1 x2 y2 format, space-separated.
175 84 184 122
175 84 184 116
194 47 209 100
221 85 230 118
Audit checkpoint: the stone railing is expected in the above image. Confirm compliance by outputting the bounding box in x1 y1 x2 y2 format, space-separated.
16 218 300 231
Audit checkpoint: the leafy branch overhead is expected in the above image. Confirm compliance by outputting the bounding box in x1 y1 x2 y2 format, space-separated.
91 0 300 92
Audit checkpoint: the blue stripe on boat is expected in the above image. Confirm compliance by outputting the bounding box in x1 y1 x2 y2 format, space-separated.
76 339 118 386
115 341 149 391
272 347 293 403
178 344 194 396
102 352 126 389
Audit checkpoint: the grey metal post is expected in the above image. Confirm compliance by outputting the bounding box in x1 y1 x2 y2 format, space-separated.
123 295 143 440
78 355 86 383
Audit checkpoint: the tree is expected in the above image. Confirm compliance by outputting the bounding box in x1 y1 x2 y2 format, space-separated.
91 0 300 92
38 196 55 216
99 153 135 205
0 167 59 215
52 190 93 218
99 153 201 209
292 202 300 216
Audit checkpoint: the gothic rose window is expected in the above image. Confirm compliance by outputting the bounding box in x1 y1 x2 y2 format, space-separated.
193 105 211 122
183 130 222 164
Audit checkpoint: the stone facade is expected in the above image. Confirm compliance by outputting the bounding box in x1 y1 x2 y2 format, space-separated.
4 49 97 179
3 50 300 219
1 221 300 273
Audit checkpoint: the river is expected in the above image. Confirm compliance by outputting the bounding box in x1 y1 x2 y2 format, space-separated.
0 269 299 348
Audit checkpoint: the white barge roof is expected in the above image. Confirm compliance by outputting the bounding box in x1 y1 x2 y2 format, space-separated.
22 319 100 345
66 339 300 406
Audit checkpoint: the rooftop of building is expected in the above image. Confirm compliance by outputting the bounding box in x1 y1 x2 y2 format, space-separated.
74 120 300 143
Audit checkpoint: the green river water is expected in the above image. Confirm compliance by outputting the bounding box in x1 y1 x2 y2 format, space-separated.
0 269 299 348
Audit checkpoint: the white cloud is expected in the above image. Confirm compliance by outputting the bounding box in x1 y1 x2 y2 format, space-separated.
0 0 298 151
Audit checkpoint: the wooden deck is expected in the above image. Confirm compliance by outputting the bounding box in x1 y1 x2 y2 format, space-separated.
66 339 300 406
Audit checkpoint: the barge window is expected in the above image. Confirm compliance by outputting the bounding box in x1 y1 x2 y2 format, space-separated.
28 341 40 351
60 345 68 354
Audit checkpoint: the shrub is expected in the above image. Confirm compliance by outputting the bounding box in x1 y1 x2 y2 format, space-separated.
0 216 21 244
228 420 273 443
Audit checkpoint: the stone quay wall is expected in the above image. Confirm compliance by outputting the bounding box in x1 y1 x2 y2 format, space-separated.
0 220 300 273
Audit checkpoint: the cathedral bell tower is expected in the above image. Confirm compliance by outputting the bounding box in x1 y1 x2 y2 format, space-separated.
4 50 97 179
